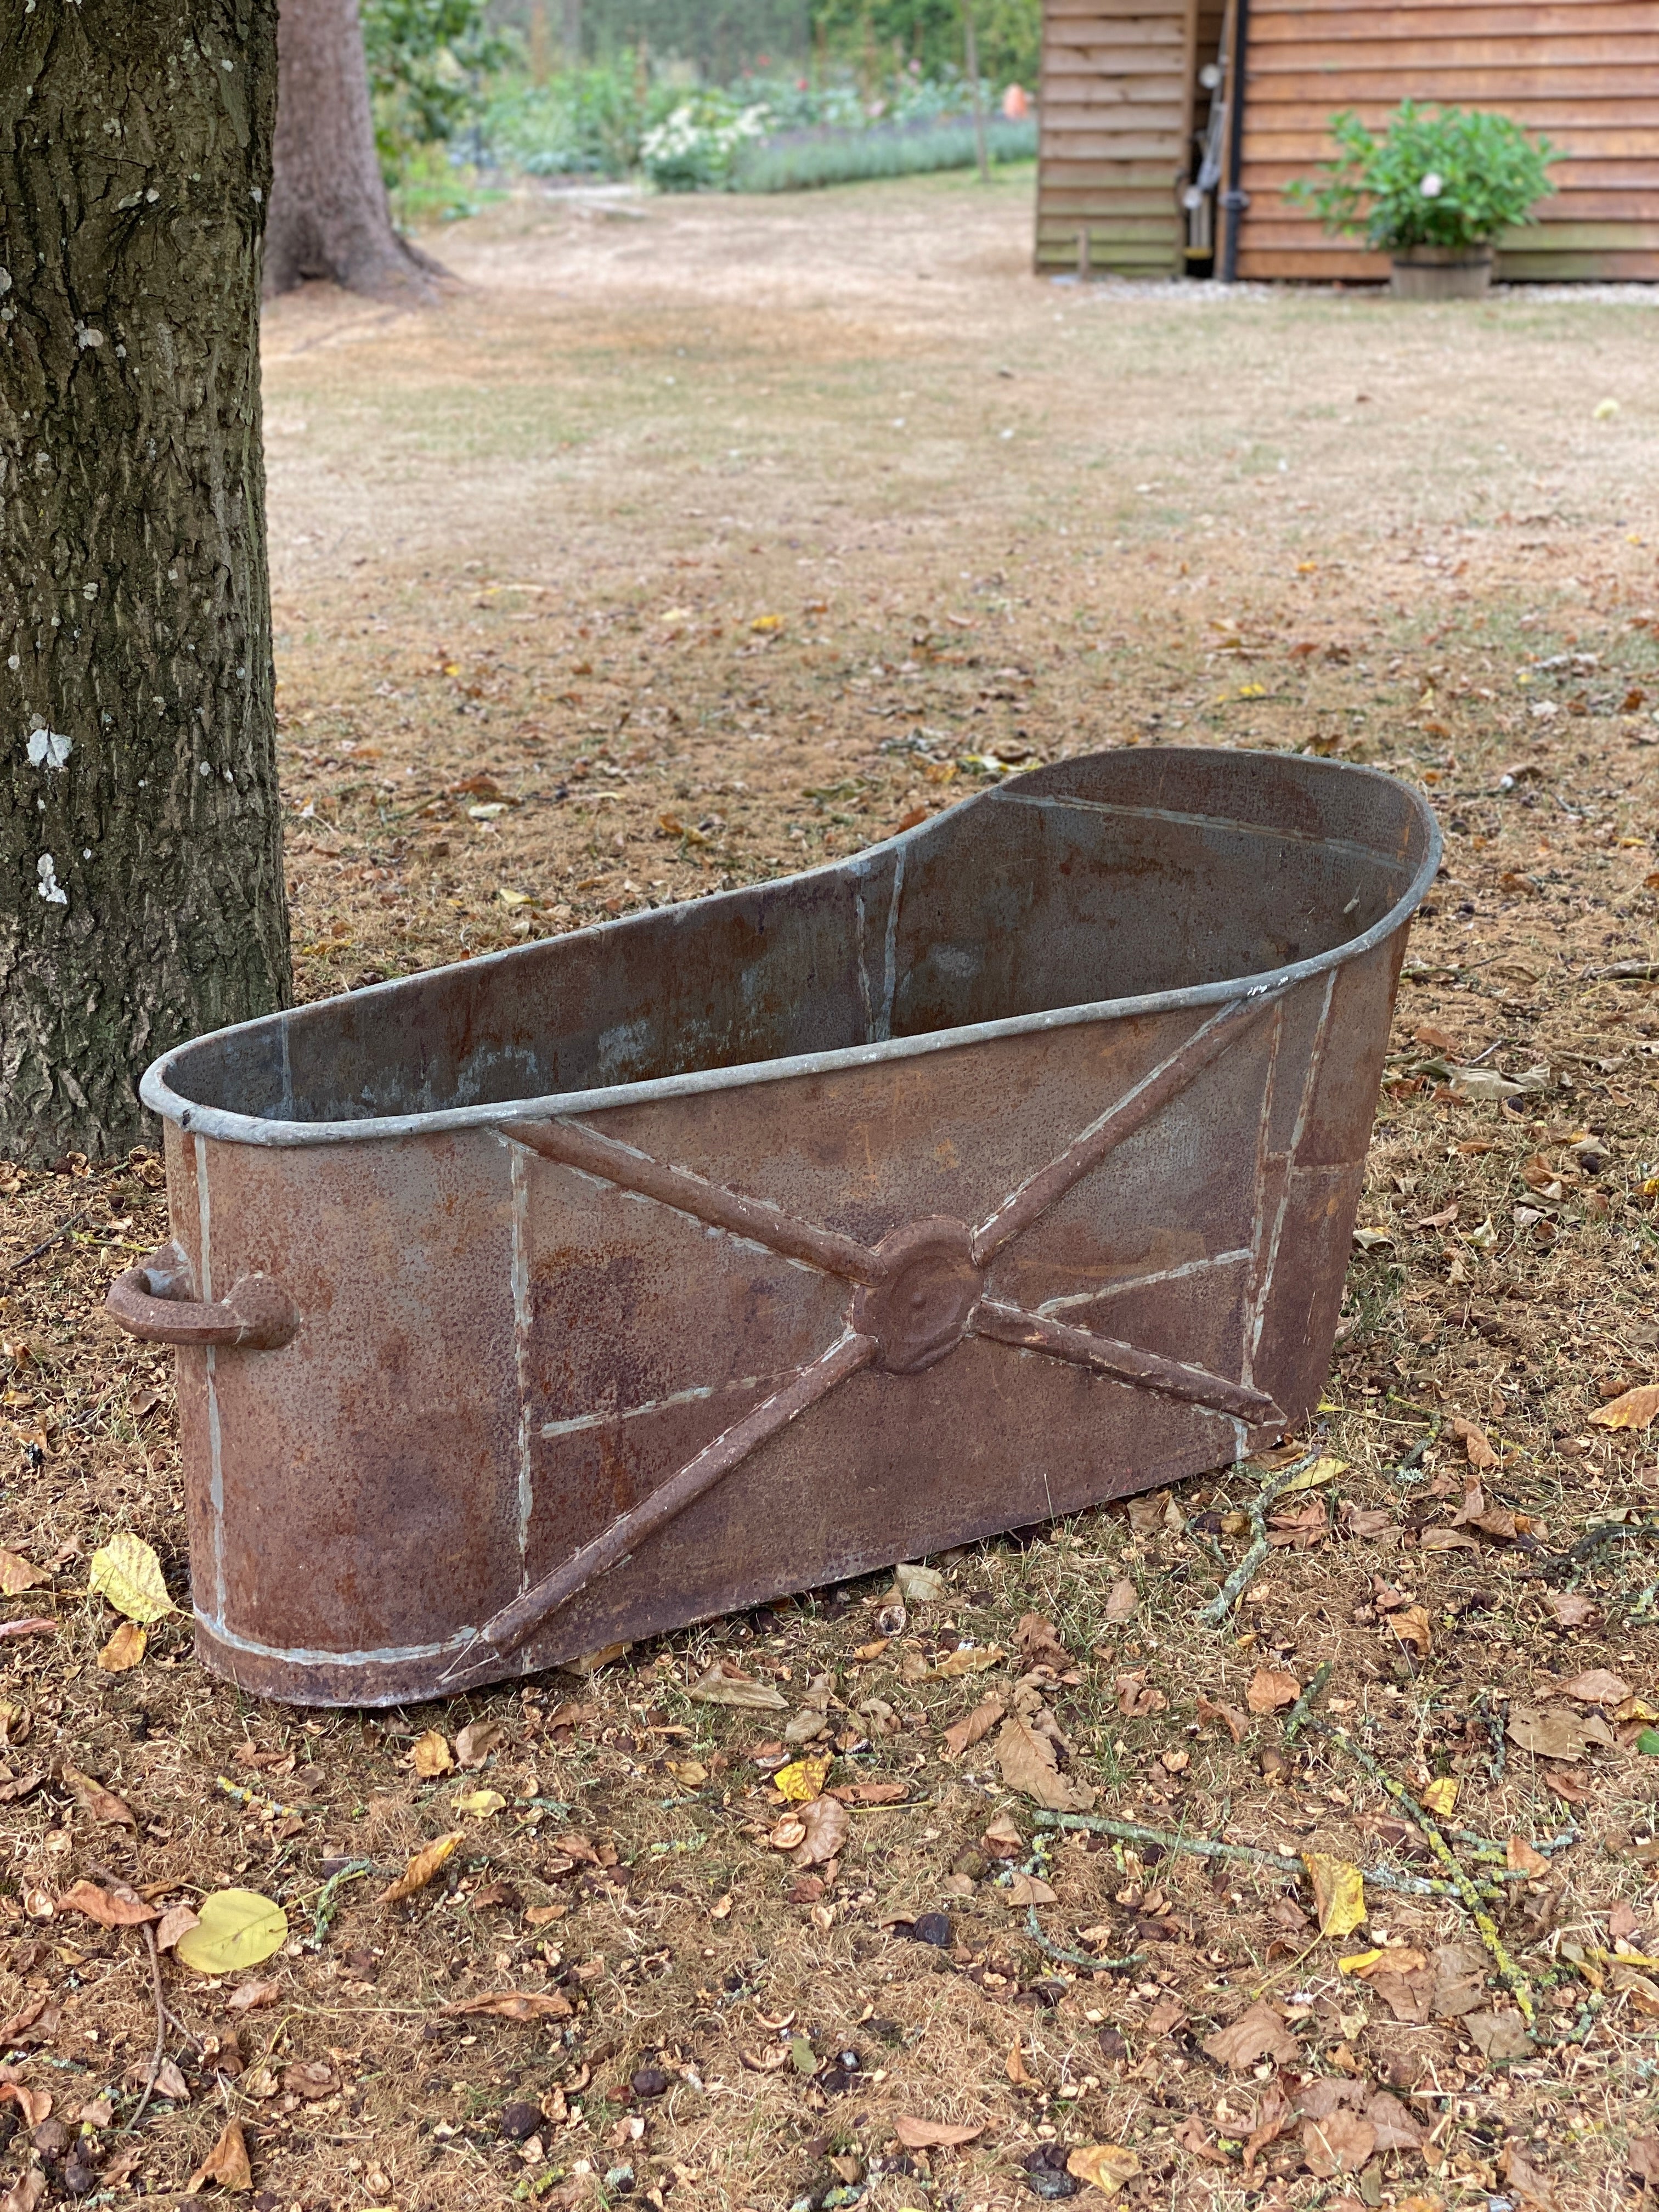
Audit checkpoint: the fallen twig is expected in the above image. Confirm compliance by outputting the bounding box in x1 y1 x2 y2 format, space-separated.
1024 1906 1144 1977
6 1205 97 1276
1474 1691 1507 1784
306 1859 375 1953
129 1921 165 2131
1031 1808 1504 1903
1536 1515 1659 1590
1282 1660 1333 1747
1197 1442 1324 1629
217 1774 309 1822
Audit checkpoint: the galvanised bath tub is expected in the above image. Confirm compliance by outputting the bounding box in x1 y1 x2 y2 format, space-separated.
108 747 1438 1706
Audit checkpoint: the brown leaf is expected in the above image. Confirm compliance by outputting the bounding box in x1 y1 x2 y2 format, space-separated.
1543 1590 1601 1630
1005 1871 1057 1906
1195 1694 1248 1744
187 2118 253 2194
1243 2085 1295 2172
1418 1528 1480 1553
1246 1667 1300 1714
1628 2137 1659 2185
981 1810 1024 1857
0 1999 46 2044
893 2115 984 2149
376 1830 464 1904
61 1764 136 1828
1065 2144 1140 2196
55 1879 159 1928
1363 2090 1424 2152
1452 1416 1500 1469
1466 2010 1535 2060
928 1643 1005 1679
1113 1669 1166 1717
941 1696 1005 1758
155 1904 200 1953
1372 1967 1435 2024
1499 2142 1558 2210
280 2060 337 2100
224 1978 280 2013
0 1618 55 1640
791 1792 849 1867
454 1718 502 1769
1007 2041 1040 2087
0 2168 46 2212
1589 1383 1659 1432
1389 1605 1432 1656
686 1659 787 1709
994 1716 1095 1812
99 2144 143 2188
1341 1505 1398 1539
1506 1705 1614 1762
1432 1941 1488 2021
1103 1579 1138 1623
440 1990 573 2022
1016 1612 1069 1669
1178 2112 1232 2166
97 1620 147 1672
0 2081 50 2128
1559 1668 1632 1706
1202 2001 1300 2072
411 1730 453 1778
154 2057 190 2102
0 1551 49 1595
1302 2111 1376 2178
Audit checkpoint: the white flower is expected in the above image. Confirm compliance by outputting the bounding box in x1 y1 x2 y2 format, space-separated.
1419 171 1444 198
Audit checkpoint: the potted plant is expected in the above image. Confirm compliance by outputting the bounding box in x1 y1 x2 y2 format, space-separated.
1288 101 1556 298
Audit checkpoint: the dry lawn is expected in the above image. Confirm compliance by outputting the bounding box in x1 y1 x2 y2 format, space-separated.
4 167 1659 2212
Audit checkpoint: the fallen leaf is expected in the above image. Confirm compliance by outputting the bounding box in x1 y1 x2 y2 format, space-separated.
175 1889 288 1974
0 1550 49 1595
1363 2090 1424 2152
186 2118 253 2193
1246 1667 1300 1714
774 1753 831 1803
1560 1668 1632 1707
1016 1613 1069 1669
1498 2142 1556 2210
686 1660 786 1710
928 1644 1005 1679
1589 1384 1659 1432
792 1793 849 1867
411 1730 452 1778
1390 1605 1434 1656
96 1620 147 1672
1452 1417 1500 1470
666 1757 707 1788
1506 1705 1615 1762
280 2059 336 2100
62 1764 136 1827
154 2057 190 2102
1339 1944 1426 1980
1202 2002 1300 2072
1508 1836 1550 1878
1195 1695 1248 1744
1543 1590 1601 1629
1114 1669 1167 1717
0 1999 46 2044
88 1532 176 1623
1102 1578 1138 1623
455 1718 501 1768
1628 2136 1659 2185
1007 2041 1040 2087
1421 1775 1458 1817
155 1903 200 1952
740 2045 787 2072
770 1815 807 1850
377 1831 464 1904
0 2081 50 2126
1243 2085 1296 2170
1179 2112 1232 2165
1302 2110 1376 2177
224 1979 280 2013
893 2115 985 2149
1304 1855 1367 1940
1005 1871 1057 1906
56 1880 159 1929
982 1810 1024 1857
0 1618 56 1641
995 1716 1095 1812
895 1562 945 1604
1066 2143 1141 2195
441 1989 574 2021
941 1696 1005 1758
1466 2010 1535 2060
450 1787 506 1818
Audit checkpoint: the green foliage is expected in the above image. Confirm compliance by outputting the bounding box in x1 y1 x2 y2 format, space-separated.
362 0 514 170
1286 102 1556 253
640 90 772 190
482 65 675 177
731 114 1034 190
809 0 1039 90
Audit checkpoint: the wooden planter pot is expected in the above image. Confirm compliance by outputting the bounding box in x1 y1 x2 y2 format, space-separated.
1390 246 1494 299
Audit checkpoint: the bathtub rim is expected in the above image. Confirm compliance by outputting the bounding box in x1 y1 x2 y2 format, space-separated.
140 751 1443 1150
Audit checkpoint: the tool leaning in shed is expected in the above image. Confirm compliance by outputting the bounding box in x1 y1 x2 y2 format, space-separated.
107 746 1440 1706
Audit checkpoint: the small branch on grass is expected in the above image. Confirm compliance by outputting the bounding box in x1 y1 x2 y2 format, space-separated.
1024 1905 1145 1977
129 1921 165 2131
1535 1516 1659 1590
306 1859 376 1952
7 1206 98 1275
1029 1808 1488 1901
1282 1660 1333 1747
1197 1442 1325 1628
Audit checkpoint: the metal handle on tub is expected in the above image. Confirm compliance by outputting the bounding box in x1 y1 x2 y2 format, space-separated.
105 1240 301 1350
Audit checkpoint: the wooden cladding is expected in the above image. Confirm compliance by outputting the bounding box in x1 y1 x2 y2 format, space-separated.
1037 0 1659 281
1238 0 1659 279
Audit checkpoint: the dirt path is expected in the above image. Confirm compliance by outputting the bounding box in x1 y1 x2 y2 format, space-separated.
1 172 1658 2212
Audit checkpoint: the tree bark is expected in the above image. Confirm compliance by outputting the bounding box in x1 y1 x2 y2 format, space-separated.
0 0 292 1162
265 0 446 301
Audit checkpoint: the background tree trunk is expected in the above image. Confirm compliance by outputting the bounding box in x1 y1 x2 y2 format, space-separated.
266 0 445 300
0 0 292 1162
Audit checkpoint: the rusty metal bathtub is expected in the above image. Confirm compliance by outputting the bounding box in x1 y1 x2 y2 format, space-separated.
110 746 1438 1707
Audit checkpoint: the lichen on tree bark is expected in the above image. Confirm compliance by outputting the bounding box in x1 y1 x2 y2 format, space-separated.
0 0 292 1161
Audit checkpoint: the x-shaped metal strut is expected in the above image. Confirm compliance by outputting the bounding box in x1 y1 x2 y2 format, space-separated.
467 989 1288 1666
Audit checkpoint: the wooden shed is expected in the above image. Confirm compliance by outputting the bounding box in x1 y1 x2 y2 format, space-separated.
1037 0 1659 283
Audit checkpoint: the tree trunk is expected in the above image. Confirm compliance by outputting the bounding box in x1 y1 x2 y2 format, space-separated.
266 0 446 301
0 0 292 1162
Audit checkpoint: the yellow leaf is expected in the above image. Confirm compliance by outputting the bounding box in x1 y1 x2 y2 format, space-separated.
1338 1949 1385 1978
1304 1853 1367 1940
1278 1454 1346 1496
377 1831 464 1905
667 1758 707 1788
451 1788 506 1818
411 1730 453 1779
1066 2144 1142 2195
774 1754 831 1804
88 1532 176 1623
496 889 534 908
927 1644 1005 1679
1421 1776 1459 1817
1589 1384 1659 1432
749 613 783 633
97 1621 148 1673
174 1889 288 1976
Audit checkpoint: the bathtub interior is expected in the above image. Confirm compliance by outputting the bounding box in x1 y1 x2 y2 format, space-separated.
160 749 1432 1129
